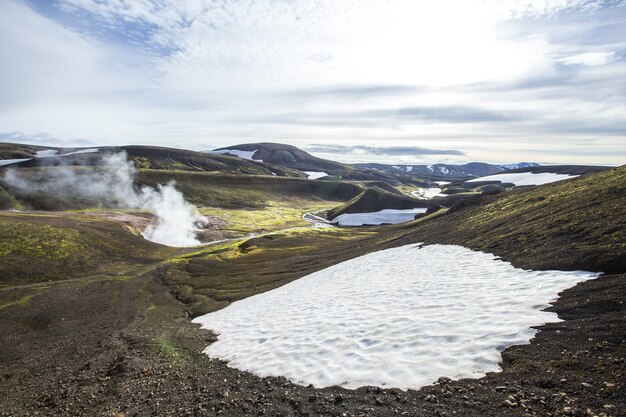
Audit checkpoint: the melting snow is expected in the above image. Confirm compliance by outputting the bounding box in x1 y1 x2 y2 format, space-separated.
331 208 427 226
213 149 260 161
0 158 31 166
411 188 445 199
59 148 100 156
304 171 328 180
467 172 578 186
193 244 598 390
35 149 59 157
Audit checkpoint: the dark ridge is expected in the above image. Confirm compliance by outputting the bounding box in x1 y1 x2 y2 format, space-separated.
327 187 428 220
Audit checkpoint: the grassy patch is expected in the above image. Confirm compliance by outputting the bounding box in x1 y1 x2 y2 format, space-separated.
0 288 48 310
0 218 85 260
200 200 340 236
153 336 186 366
0 212 173 284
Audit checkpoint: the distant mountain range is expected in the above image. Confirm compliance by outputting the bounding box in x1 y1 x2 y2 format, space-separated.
213 143 541 180
355 162 541 180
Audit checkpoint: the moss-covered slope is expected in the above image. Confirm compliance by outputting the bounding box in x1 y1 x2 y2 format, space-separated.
0 213 174 284
394 166 626 273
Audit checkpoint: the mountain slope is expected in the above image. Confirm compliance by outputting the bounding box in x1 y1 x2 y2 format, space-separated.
356 162 541 180
213 142 347 173
392 165 626 273
327 187 428 220
0 143 306 177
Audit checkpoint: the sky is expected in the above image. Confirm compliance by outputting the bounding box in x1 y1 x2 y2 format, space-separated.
0 0 625 165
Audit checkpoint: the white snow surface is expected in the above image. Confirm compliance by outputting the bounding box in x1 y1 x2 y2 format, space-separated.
467 172 578 186
304 171 328 180
193 244 598 390
332 208 427 226
59 148 100 156
213 149 259 161
411 188 445 199
0 158 31 166
0 149 100 166
35 149 59 157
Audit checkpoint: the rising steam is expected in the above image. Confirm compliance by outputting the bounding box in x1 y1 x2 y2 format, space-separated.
2 152 207 247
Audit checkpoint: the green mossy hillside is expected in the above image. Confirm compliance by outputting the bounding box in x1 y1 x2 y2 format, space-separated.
137 170 363 209
395 166 626 273
0 213 174 284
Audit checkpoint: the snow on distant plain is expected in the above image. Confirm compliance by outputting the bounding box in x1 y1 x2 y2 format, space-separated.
1 149 100 166
411 188 445 199
60 148 99 156
194 244 598 390
35 149 59 157
332 208 427 226
304 171 328 179
467 172 578 186
0 158 31 166
213 149 260 161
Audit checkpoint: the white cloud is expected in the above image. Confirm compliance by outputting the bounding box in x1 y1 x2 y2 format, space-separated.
0 0 624 165
559 51 616 65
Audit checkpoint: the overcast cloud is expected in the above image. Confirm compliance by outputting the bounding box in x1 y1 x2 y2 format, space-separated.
0 0 624 165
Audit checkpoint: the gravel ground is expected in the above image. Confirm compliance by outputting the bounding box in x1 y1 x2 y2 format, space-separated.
0 264 623 417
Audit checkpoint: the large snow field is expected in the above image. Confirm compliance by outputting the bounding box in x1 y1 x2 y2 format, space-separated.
193 244 598 390
467 172 578 186
332 208 427 226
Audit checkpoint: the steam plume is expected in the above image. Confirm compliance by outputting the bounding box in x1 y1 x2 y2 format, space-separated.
2 152 207 247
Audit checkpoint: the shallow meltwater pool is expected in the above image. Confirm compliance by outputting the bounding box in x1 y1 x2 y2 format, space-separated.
192 244 598 390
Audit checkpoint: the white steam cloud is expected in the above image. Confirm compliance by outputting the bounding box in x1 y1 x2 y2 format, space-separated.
2 152 207 247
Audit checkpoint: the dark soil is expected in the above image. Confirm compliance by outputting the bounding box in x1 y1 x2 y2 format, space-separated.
1 256 623 417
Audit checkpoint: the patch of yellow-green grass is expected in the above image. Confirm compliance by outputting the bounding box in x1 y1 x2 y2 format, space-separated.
0 288 48 310
153 336 186 366
0 218 85 260
200 200 340 236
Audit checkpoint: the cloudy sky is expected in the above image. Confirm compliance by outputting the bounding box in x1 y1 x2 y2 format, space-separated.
1 0 625 165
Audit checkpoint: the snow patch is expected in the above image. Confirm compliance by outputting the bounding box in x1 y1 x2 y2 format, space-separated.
59 148 100 156
0 158 31 166
304 171 328 180
35 149 59 158
467 172 578 186
332 208 427 226
193 244 598 390
213 149 260 161
411 188 445 199
405 166 413 172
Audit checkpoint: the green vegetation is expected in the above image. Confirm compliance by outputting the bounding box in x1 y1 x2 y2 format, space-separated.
153 336 186 366
394 166 626 273
0 288 48 310
137 170 362 209
0 212 174 284
201 200 339 237
0 219 84 259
